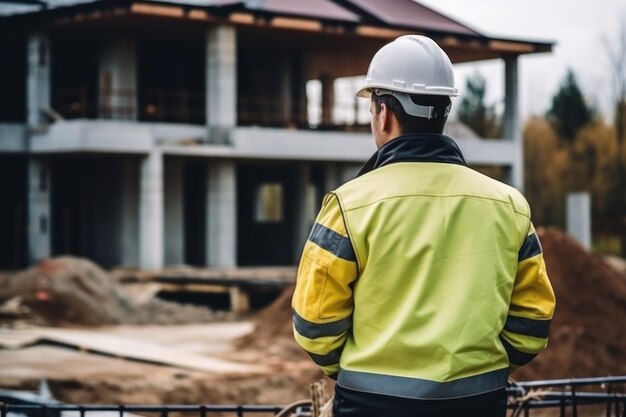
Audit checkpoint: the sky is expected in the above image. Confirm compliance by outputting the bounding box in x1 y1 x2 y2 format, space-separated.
417 0 626 122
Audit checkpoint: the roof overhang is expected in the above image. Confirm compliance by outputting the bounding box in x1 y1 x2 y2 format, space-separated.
0 0 554 62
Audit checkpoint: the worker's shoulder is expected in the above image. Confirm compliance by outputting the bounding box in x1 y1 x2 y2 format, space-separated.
462 168 531 218
334 162 531 218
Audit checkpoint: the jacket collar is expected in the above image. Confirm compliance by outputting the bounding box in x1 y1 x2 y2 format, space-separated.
357 133 467 177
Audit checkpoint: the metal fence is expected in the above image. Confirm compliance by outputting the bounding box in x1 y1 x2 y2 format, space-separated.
507 376 626 417
2 376 625 417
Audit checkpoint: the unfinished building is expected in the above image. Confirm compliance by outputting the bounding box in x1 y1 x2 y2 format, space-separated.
0 0 552 270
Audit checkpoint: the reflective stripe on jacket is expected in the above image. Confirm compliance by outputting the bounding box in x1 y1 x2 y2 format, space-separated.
292 133 556 400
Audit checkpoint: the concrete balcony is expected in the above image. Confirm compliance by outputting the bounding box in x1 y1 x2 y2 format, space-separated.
162 127 376 162
17 118 519 169
0 124 27 152
27 120 207 154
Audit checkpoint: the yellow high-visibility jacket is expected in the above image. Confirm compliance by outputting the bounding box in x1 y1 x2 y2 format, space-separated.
292 133 556 400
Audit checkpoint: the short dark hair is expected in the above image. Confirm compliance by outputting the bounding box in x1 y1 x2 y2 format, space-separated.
373 93 451 134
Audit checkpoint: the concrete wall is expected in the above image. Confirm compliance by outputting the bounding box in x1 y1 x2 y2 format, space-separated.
27 158 51 263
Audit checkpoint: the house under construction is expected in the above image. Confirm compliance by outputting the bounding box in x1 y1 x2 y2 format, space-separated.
0 0 552 270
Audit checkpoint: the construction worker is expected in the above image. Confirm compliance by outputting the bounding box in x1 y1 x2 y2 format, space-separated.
292 35 556 417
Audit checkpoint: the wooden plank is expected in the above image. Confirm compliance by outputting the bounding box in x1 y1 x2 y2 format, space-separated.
1 328 268 375
114 266 296 286
229 287 250 314
0 330 41 349
158 283 230 294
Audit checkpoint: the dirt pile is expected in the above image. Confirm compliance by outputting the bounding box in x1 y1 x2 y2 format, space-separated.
515 227 626 380
0 257 232 326
244 228 626 380
237 287 308 361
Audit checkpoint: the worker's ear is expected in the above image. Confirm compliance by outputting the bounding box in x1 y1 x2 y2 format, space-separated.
378 102 388 131
379 103 394 133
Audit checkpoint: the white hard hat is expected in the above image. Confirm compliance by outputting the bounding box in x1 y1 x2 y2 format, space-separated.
357 35 458 118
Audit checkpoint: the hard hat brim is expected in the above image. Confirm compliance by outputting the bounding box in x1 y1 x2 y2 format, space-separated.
356 85 459 99
356 87 372 99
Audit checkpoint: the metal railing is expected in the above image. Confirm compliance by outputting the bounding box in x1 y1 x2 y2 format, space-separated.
237 96 370 131
53 88 205 124
141 88 205 124
1 404 286 417
52 88 372 131
507 376 626 417
2 376 625 417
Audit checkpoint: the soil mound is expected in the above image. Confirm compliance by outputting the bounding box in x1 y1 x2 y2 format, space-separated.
515 227 626 380
0 257 231 326
244 228 626 379
237 287 307 361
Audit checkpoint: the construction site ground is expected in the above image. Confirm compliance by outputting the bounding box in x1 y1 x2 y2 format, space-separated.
0 322 320 405
1 228 626 407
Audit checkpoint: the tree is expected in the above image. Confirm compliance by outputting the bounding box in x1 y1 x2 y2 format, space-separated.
546 69 594 141
570 120 619 214
457 72 499 138
604 20 626 256
523 116 569 227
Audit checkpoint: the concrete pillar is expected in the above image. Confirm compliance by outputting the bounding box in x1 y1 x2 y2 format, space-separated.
567 192 592 250
293 163 311 262
164 158 184 265
120 158 139 267
98 37 137 120
27 33 51 129
503 55 523 190
139 150 164 270
206 25 237 143
27 158 51 263
321 74 334 126
206 159 237 267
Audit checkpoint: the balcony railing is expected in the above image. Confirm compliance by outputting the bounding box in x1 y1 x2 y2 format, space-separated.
238 96 370 132
141 88 205 125
54 88 205 125
52 88 370 131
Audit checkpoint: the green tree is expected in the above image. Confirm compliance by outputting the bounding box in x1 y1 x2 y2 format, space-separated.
546 69 594 141
458 72 498 138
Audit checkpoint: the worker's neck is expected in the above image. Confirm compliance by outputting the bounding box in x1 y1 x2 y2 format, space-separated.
377 126 403 148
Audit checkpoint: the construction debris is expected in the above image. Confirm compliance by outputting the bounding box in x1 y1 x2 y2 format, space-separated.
0 327 267 374
0 257 234 326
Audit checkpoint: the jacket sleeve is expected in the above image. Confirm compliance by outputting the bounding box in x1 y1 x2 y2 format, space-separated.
500 223 556 371
291 192 358 378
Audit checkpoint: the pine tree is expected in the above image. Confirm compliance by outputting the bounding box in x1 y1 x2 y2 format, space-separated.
546 69 594 141
457 72 497 138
